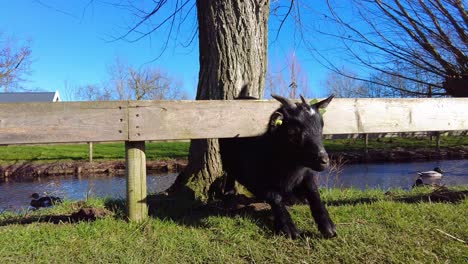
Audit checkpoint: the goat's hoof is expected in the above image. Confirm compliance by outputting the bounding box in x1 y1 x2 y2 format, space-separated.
277 223 300 239
319 222 337 238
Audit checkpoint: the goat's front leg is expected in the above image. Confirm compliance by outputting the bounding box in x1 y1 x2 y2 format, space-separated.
300 172 337 238
265 191 299 239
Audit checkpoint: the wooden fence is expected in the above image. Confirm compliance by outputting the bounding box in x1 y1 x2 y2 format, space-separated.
1 98 467 221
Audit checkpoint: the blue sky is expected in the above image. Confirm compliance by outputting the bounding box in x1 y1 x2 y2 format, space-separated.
0 0 346 100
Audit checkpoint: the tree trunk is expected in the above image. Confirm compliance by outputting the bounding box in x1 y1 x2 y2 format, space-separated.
170 0 270 201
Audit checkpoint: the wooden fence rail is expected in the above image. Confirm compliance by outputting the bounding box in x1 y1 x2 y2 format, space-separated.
1 98 467 221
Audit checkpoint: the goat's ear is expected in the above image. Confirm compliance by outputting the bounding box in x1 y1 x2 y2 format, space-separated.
238 84 249 97
313 94 334 109
269 111 284 130
236 84 258 100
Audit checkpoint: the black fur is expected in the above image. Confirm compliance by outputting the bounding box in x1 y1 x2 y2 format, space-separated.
219 89 336 239
30 193 62 208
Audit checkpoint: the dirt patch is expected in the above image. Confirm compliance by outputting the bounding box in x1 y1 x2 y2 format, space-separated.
71 207 113 221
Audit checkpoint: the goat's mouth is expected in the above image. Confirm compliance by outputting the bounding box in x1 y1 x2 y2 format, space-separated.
313 163 329 172
303 153 330 171
304 159 329 172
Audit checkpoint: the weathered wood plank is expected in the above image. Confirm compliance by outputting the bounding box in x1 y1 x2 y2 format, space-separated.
0 98 467 145
128 98 468 141
324 98 467 134
0 101 128 144
128 100 278 141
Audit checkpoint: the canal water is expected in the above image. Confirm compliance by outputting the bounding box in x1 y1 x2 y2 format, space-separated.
1 159 466 211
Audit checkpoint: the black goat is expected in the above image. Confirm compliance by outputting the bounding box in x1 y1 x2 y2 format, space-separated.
219 92 336 239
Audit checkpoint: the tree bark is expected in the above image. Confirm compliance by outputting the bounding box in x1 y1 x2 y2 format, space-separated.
170 0 270 201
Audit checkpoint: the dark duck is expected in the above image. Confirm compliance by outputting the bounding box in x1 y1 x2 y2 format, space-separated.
30 193 62 208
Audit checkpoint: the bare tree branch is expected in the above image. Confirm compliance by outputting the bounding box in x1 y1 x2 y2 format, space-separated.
0 35 32 92
310 0 467 97
274 0 295 41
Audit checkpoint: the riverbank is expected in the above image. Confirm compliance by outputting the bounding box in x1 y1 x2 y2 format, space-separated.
1 146 467 180
1 136 467 180
0 159 187 179
330 145 468 163
1 188 466 263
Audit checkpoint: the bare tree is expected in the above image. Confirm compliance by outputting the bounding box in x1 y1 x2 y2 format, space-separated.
323 66 432 98
323 68 365 98
77 58 185 101
0 33 32 92
107 57 128 100
108 58 185 100
76 83 113 101
308 0 467 97
266 51 313 98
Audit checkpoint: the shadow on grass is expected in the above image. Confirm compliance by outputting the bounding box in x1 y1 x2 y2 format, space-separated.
0 201 113 226
101 189 278 234
103 187 467 239
325 188 468 207
105 192 272 226
0 214 75 226
1 188 466 232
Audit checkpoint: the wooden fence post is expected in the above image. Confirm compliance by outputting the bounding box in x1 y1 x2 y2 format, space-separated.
125 141 148 221
88 142 93 162
364 134 369 155
435 132 441 151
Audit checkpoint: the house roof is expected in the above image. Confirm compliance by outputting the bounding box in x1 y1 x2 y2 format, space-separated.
0 91 61 103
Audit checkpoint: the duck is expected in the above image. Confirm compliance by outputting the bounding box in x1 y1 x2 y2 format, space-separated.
417 167 444 178
30 193 62 208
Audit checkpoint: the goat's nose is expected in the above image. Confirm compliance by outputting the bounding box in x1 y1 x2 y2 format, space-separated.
318 150 329 165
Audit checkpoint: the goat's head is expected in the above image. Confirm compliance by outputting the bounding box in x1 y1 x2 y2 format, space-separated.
269 94 334 171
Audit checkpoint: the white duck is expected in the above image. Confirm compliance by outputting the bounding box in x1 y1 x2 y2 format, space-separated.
417 167 444 178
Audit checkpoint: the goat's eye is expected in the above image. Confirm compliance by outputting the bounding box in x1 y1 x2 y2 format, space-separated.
287 127 302 144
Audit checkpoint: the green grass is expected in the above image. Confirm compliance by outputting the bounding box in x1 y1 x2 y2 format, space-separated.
0 136 466 164
0 188 467 263
325 135 468 152
0 141 190 164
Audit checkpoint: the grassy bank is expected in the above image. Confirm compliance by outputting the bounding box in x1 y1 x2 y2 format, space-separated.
325 134 468 152
0 141 190 164
0 136 466 163
1 188 467 263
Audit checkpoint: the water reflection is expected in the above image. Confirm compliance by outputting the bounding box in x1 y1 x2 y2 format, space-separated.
1 159 467 211
320 159 468 190
0 173 177 212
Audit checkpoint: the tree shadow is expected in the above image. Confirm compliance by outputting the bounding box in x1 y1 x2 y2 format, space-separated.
149 193 275 229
